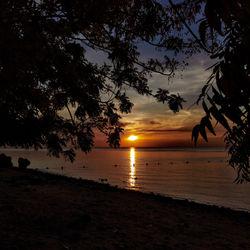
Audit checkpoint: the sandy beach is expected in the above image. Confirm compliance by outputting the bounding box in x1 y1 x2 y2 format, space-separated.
0 167 250 249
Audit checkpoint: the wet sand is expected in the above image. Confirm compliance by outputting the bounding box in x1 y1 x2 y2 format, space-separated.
0 167 250 249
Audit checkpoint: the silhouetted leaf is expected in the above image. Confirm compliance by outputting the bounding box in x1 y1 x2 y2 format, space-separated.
199 19 208 45
63 149 76 162
199 122 208 142
202 101 210 117
201 116 216 136
197 84 209 104
212 86 225 106
192 125 200 146
215 70 223 93
207 95 215 106
210 106 231 131
107 127 123 148
117 93 134 113
155 89 170 104
212 63 220 74
168 94 185 113
210 51 224 59
204 0 222 34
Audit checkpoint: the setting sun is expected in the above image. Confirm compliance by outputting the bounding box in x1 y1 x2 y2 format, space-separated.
127 135 138 141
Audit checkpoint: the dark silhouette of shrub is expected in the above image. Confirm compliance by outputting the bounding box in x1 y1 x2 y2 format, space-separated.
0 153 13 168
18 158 30 169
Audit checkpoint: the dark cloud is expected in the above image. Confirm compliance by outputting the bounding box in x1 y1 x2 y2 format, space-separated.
119 121 135 127
144 127 192 133
134 119 162 125
149 121 161 125
124 126 193 134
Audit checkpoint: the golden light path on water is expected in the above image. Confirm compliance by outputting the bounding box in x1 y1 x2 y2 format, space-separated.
129 147 136 187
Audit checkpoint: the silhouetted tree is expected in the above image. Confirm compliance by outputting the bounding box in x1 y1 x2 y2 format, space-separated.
172 0 250 182
0 0 190 161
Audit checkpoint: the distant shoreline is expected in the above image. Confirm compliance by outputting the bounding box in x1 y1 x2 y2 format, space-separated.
0 166 249 249
0 146 226 150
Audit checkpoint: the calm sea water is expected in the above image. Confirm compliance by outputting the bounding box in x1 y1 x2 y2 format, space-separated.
2 147 250 212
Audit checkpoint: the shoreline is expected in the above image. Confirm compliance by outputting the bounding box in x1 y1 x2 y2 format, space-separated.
12 166 250 213
41 168 249 214
1 167 250 249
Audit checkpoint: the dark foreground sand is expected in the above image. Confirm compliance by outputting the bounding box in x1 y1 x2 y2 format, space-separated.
0 167 250 250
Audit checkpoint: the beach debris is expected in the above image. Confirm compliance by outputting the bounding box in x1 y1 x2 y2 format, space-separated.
18 157 30 169
0 154 13 168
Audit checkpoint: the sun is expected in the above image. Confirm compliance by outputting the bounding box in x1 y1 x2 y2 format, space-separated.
128 135 138 141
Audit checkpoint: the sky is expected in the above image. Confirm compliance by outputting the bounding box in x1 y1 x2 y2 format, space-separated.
93 53 226 148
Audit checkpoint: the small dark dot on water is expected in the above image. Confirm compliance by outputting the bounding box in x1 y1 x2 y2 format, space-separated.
99 178 108 182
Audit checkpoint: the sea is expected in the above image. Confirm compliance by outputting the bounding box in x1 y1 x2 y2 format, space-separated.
2 147 250 212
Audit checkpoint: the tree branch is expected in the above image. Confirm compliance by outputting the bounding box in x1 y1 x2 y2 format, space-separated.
168 0 212 54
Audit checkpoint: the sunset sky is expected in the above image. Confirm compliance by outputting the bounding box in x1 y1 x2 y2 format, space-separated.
93 53 226 148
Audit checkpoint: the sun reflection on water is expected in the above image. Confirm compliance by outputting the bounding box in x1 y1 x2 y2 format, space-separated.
129 147 136 187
